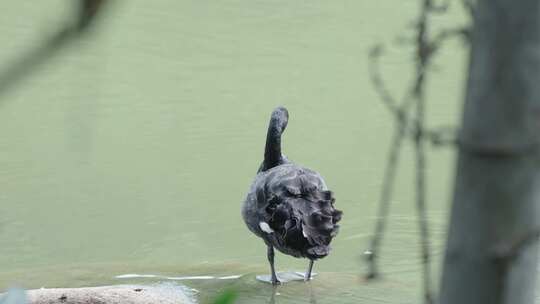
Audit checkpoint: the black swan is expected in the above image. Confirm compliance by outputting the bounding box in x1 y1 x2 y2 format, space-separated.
242 106 342 285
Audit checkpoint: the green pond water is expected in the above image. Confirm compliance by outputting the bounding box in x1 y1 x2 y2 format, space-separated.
0 1 470 303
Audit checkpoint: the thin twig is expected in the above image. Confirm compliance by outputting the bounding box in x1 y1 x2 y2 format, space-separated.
461 0 476 18
365 1 468 302
430 27 471 54
364 124 407 279
367 44 420 136
413 1 434 303
0 0 108 102
492 229 540 262
365 43 411 280
368 45 400 115
427 126 458 147
428 0 451 13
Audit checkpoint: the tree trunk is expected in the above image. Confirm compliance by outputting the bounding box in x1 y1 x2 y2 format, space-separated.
439 0 540 303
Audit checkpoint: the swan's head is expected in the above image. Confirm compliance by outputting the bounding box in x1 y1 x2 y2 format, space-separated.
270 106 289 133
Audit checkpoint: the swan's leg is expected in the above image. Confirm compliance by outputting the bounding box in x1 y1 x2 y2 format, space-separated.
267 245 280 285
305 259 314 281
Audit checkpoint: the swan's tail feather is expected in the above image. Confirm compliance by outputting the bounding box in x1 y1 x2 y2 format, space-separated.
299 190 342 258
267 188 342 260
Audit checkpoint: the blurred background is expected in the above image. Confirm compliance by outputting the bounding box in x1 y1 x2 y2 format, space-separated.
0 1 467 303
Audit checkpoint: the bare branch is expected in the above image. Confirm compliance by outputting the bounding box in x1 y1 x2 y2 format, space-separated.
412 1 434 303
365 3 467 303
428 0 451 13
368 45 401 115
430 27 471 54
427 126 458 147
492 230 540 262
461 0 475 18
0 0 109 102
364 126 406 280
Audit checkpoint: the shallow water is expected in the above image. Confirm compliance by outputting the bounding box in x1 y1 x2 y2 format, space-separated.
0 1 475 303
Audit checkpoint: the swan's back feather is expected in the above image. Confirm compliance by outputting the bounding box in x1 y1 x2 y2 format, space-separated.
245 164 342 259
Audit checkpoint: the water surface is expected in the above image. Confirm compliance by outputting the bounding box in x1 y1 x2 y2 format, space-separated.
0 1 468 303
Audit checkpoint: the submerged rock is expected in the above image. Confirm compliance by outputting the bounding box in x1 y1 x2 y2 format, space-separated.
6 284 195 304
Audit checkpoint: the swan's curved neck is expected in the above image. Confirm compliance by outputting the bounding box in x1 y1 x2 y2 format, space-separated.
262 107 288 171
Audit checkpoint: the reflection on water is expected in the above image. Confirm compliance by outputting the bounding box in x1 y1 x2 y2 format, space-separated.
269 285 317 304
0 288 27 304
307 283 317 304
268 283 318 304
269 286 278 304
0 1 467 303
